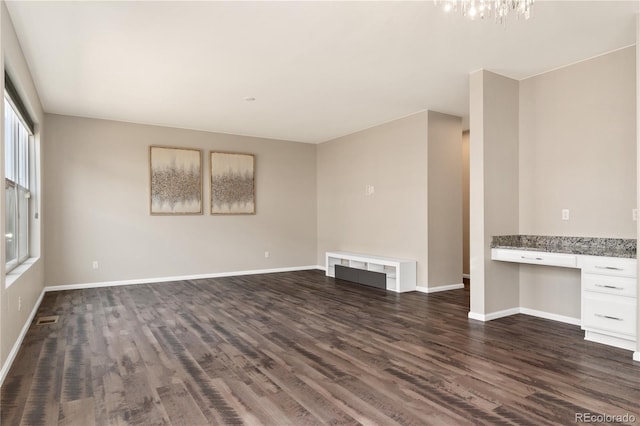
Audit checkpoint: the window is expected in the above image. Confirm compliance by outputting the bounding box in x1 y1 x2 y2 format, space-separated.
4 72 34 273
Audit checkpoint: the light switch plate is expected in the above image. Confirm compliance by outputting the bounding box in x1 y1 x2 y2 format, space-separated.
365 185 375 195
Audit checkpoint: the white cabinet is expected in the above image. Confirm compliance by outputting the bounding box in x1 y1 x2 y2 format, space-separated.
582 274 636 298
582 294 636 337
492 249 638 352
581 257 637 277
581 257 637 351
325 251 416 293
491 248 578 268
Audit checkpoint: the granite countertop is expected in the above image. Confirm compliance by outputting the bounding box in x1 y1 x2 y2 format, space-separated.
491 235 636 259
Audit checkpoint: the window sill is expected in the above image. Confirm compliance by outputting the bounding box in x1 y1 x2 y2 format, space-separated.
6 257 40 288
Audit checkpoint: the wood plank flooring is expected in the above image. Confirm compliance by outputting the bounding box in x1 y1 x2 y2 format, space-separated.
1 270 639 425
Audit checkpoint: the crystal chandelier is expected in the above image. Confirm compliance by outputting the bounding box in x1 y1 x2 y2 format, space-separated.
435 0 535 23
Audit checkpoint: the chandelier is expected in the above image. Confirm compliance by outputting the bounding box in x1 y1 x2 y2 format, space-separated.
435 0 535 23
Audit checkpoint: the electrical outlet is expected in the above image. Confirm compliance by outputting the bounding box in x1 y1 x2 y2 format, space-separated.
633 209 637 221
18 296 22 312
561 209 570 221
92 260 99 269
264 251 270 259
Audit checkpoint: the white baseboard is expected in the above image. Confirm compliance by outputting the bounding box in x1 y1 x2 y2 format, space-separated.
634 351 640 362
315 265 326 271
485 307 521 321
0 287 45 387
415 283 465 294
519 308 581 326
467 311 485 321
467 308 520 321
468 307 581 326
45 265 321 292
468 308 520 321
584 330 636 351
468 310 519 321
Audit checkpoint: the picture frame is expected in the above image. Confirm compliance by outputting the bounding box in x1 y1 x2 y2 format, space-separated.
210 151 255 215
149 146 202 215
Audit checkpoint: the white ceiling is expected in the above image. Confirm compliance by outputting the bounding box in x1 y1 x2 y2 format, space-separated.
5 1 639 143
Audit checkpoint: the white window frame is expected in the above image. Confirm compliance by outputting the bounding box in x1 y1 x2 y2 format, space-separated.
4 93 32 273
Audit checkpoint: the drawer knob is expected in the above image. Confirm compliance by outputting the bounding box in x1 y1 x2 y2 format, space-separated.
594 265 624 271
594 284 623 290
595 314 623 321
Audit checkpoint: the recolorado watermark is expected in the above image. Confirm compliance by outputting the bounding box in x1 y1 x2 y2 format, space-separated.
575 412 637 423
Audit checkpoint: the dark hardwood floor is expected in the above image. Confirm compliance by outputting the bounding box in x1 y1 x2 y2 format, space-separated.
1 270 639 425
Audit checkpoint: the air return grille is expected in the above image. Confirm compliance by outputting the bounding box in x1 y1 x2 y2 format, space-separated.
35 315 59 325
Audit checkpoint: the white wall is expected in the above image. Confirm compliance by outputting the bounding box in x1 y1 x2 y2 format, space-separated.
518 46 636 319
471 48 636 321
427 111 463 287
462 131 470 277
44 115 317 286
317 110 463 289
1 1 45 376
316 112 429 285
469 70 520 318
519 47 636 238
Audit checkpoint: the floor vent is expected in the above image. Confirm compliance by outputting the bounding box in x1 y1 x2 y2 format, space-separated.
35 315 59 325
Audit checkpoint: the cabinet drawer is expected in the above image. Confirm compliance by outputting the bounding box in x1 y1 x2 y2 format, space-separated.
582 293 636 337
491 249 577 268
582 274 637 297
581 257 637 278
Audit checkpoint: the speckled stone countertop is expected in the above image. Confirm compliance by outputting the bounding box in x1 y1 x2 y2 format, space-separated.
491 235 636 259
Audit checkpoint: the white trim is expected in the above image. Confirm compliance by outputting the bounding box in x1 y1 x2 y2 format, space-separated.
5 256 39 288
519 308 581 326
468 308 518 322
315 265 326 272
633 351 640 362
468 307 581 325
484 307 520 321
462 273 470 279
467 311 486 321
45 265 320 292
320 109 428 143
468 308 520 321
415 283 465 294
0 288 45 387
584 331 636 352
521 44 636 81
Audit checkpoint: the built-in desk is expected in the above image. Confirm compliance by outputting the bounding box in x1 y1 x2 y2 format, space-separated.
492 248 578 268
491 235 637 352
